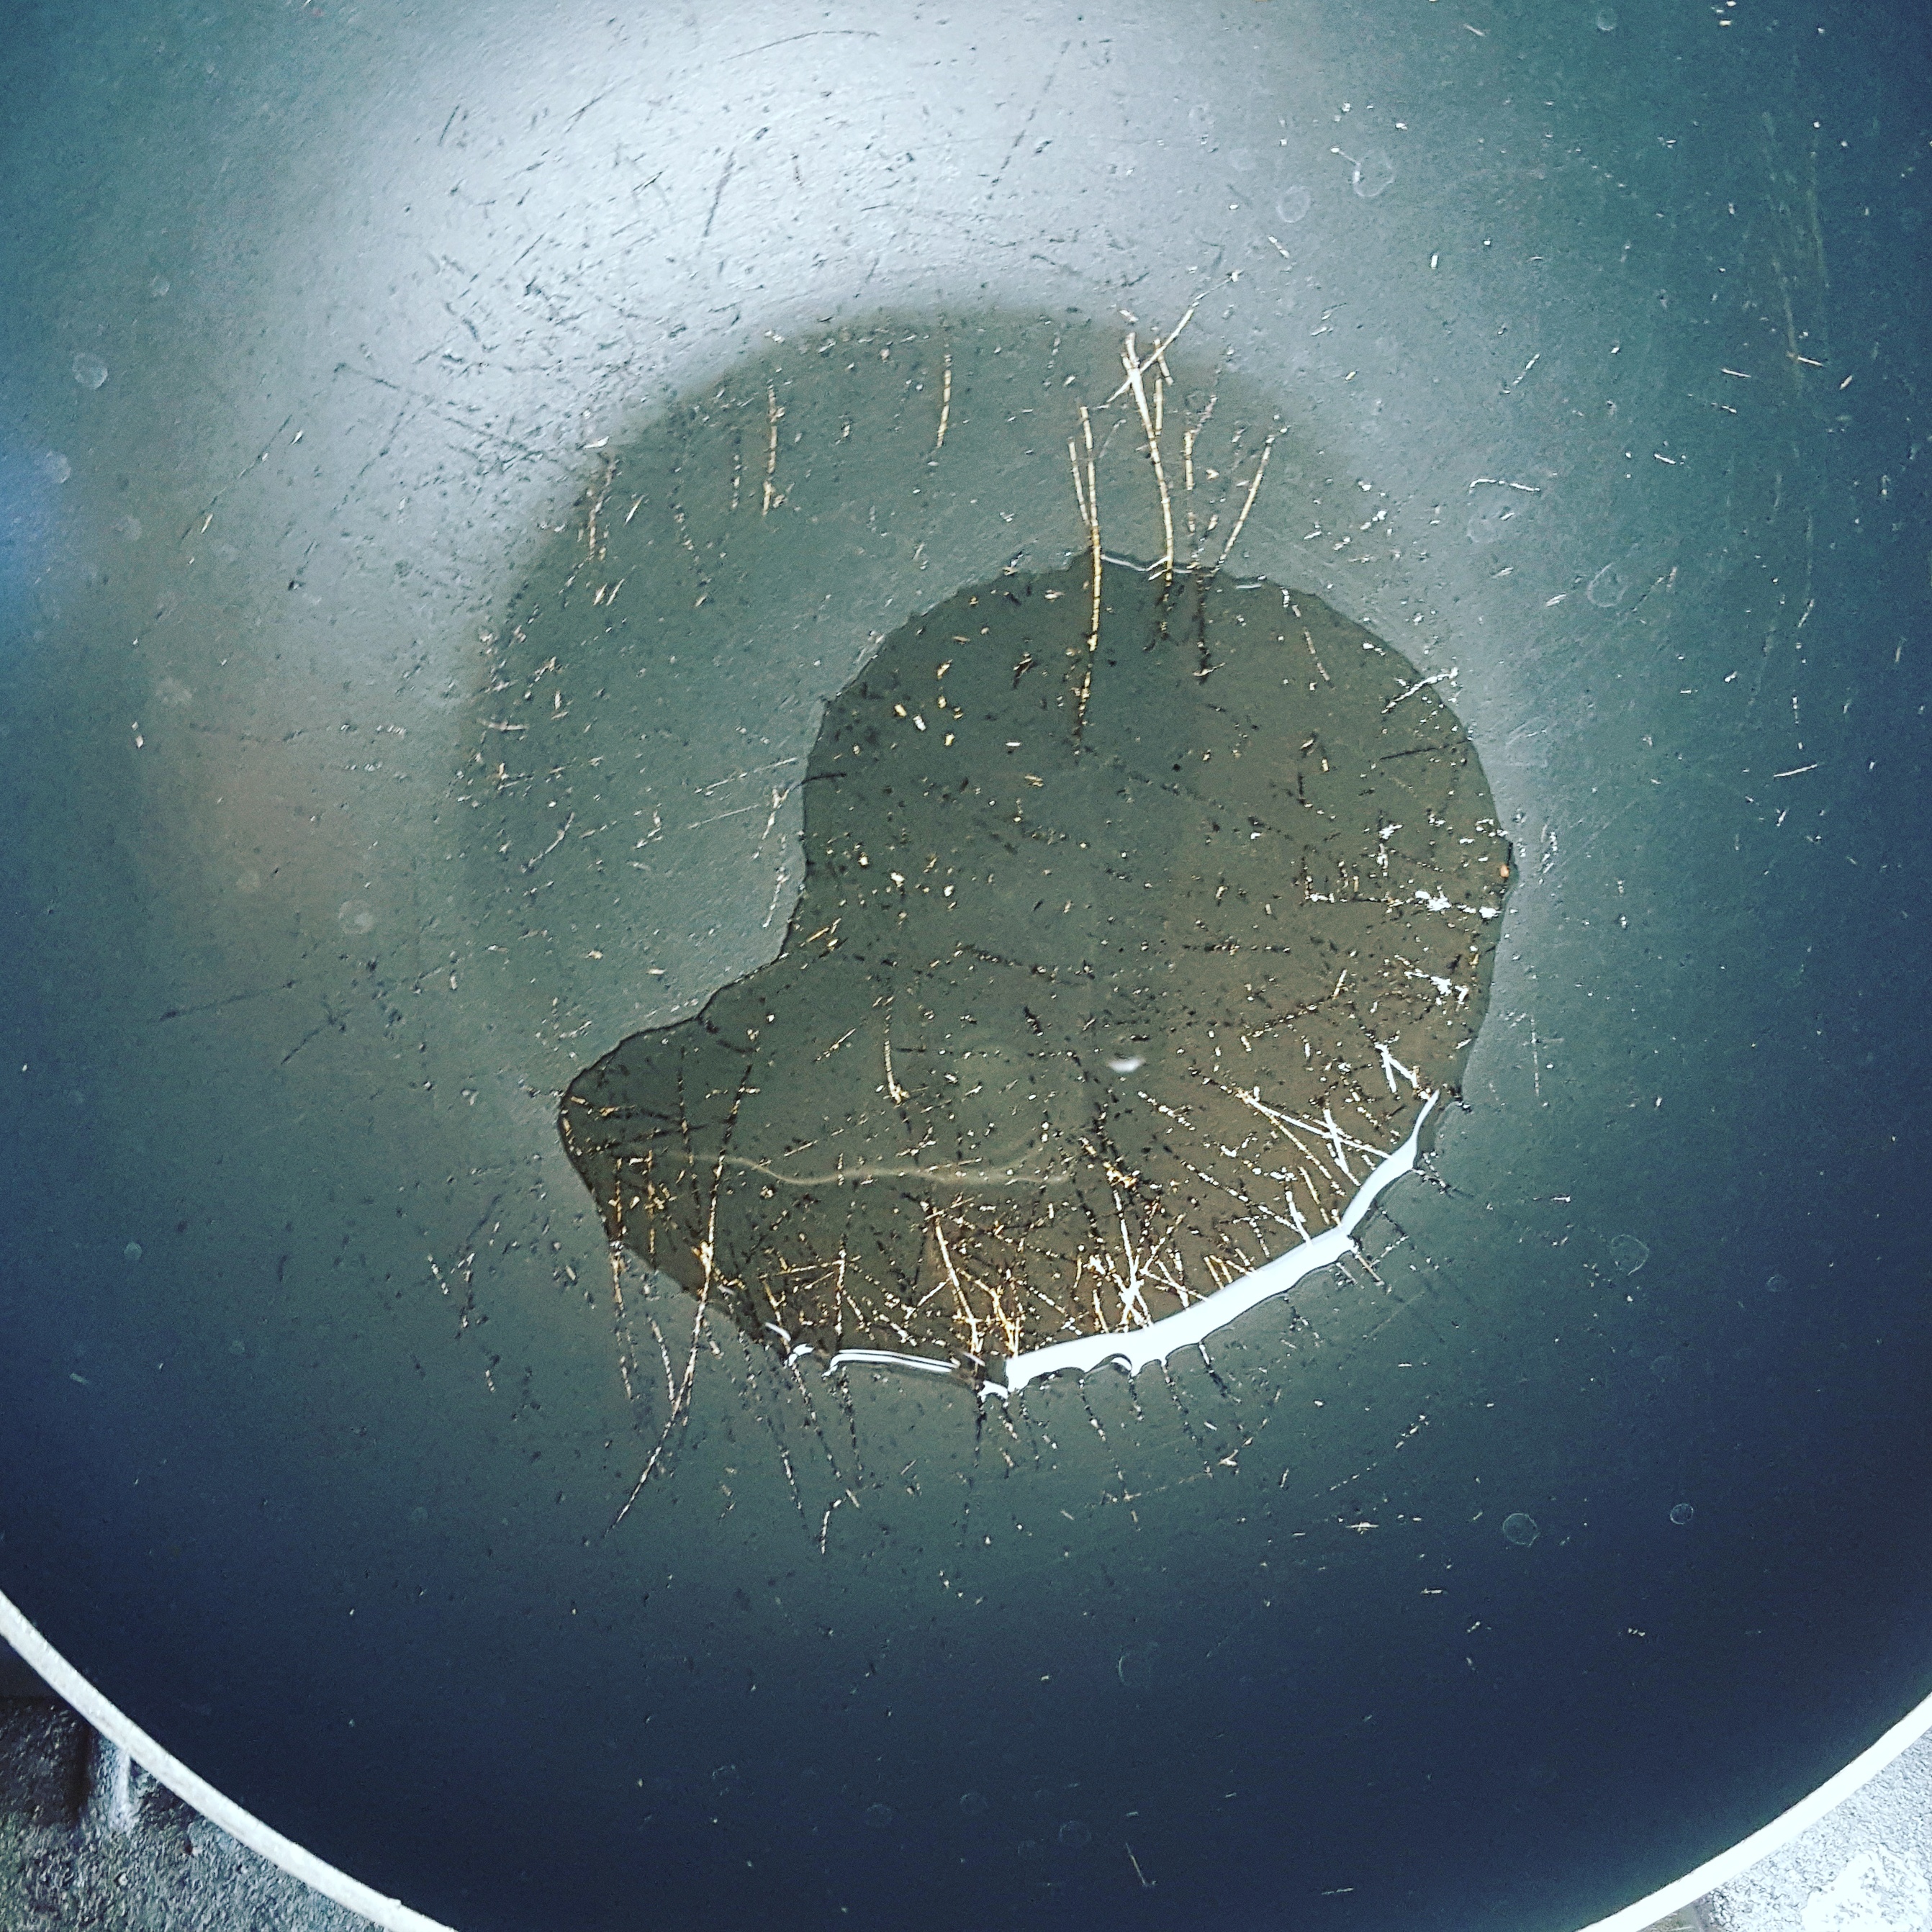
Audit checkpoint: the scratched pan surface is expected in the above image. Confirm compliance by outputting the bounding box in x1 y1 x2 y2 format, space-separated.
2 4 1928 1930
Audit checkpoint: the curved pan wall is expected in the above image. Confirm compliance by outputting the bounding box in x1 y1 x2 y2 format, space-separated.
2 5 1927 1928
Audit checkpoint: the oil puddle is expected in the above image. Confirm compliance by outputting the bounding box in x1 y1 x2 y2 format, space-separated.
561 556 1508 1389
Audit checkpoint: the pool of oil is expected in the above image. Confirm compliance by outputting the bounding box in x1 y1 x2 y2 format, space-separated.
559 554 1506 1382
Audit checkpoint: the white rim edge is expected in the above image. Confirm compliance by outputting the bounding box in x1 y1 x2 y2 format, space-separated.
7 1577 1928 1932
795 1094 1442 1399
1571 1676 1932 1932
983 1091 1439 1400
824 1347 957 1376
0 1591 459 1932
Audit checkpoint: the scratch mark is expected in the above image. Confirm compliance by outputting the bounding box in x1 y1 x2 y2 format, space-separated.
988 40 1071 199
566 89 614 130
703 152 737 239
160 979 302 1022
727 29 882 60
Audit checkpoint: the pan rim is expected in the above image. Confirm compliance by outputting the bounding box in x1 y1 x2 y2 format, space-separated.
0 1590 456 1932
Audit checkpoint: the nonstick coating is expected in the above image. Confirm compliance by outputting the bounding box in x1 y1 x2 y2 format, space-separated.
2 5 1928 1931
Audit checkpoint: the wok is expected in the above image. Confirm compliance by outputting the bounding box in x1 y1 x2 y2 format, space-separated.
2 4 1928 1929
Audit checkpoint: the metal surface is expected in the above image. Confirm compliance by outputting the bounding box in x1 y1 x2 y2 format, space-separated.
2 4 1928 1931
